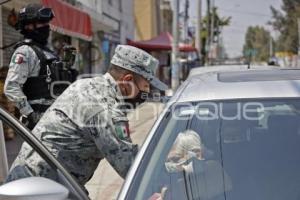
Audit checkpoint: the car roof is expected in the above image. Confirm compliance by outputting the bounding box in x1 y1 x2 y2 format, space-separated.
172 69 300 103
188 65 278 77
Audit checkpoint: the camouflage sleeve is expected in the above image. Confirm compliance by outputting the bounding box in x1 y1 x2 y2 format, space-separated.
4 46 36 115
86 112 138 179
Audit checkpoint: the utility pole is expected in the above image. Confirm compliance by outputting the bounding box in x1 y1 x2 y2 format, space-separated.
196 0 202 61
206 0 210 65
269 35 273 58
209 0 215 64
210 0 215 46
298 18 300 56
171 0 179 91
183 0 189 44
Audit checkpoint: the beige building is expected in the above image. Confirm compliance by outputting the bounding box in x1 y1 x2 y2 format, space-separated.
134 0 173 40
133 0 174 87
134 0 162 40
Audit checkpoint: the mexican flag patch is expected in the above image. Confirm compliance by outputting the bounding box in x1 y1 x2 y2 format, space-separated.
12 53 25 64
115 122 130 140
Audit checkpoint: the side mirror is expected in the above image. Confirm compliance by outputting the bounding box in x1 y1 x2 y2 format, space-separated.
0 177 69 200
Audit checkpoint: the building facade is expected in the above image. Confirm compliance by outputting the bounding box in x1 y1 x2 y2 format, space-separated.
0 0 94 74
0 0 135 75
76 0 135 73
160 0 172 34
134 0 162 41
133 0 172 40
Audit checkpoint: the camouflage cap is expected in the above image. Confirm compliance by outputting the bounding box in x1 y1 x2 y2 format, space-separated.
111 45 168 91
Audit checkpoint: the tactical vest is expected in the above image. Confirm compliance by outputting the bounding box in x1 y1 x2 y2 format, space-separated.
14 40 77 101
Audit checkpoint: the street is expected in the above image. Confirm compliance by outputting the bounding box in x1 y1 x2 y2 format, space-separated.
85 102 164 200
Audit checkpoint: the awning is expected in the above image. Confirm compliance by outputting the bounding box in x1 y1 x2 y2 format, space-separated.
41 0 92 41
127 32 197 52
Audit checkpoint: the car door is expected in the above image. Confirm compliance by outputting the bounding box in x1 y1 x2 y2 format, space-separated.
0 106 89 200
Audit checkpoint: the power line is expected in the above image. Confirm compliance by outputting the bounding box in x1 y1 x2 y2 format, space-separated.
223 29 246 33
219 8 272 18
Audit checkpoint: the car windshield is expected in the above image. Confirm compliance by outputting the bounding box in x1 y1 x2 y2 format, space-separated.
129 98 300 200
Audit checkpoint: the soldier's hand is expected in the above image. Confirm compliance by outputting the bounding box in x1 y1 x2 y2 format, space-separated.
20 112 38 130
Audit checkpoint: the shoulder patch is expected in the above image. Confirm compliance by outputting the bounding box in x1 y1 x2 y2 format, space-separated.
115 121 130 140
12 53 26 64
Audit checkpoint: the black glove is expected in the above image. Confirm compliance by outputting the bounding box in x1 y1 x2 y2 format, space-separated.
20 112 38 130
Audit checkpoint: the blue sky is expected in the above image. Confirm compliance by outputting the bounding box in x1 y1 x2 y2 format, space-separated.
186 0 283 57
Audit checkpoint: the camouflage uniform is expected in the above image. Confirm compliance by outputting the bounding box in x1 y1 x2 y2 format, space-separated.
4 4 56 128
7 73 138 185
4 42 57 118
6 45 167 186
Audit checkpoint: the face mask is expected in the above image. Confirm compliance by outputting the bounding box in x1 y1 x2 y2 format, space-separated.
165 157 205 173
124 91 148 109
24 25 50 46
123 77 149 109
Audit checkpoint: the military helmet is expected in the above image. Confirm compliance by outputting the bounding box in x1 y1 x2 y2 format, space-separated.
17 3 54 30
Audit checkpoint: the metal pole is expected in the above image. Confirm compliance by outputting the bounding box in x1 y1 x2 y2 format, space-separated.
183 0 189 44
171 0 179 91
298 18 300 56
206 0 210 65
196 0 202 60
209 0 215 64
0 120 8 183
269 35 273 58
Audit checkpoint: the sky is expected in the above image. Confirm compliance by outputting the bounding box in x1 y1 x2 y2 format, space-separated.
187 0 283 57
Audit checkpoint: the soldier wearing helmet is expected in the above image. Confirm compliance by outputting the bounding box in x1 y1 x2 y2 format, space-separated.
16 4 54 45
4 3 77 129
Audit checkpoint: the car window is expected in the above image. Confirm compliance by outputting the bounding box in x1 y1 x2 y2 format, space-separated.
128 99 300 200
131 104 190 200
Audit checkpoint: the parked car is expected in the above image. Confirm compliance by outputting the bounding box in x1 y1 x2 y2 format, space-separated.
119 68 300 200
0 107 90 200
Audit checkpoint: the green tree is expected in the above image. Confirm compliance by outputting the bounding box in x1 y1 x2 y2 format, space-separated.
269 0 300 53
201 7 231 43
243 26 271 62
200 7 231 62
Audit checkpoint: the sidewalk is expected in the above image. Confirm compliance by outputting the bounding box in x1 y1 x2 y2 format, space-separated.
85 102 164 200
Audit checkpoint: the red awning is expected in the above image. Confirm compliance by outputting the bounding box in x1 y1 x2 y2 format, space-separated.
127 32 197 52
41 0 92 41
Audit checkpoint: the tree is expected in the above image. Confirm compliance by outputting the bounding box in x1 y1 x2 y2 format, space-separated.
269 0 300 53
201 7 231 42
200 7 231 62
243 26 272 62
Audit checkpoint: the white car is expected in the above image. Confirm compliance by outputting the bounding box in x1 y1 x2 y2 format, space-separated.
119 67 300 200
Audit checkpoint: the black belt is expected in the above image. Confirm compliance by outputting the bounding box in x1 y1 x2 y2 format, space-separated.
31 104 50 112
